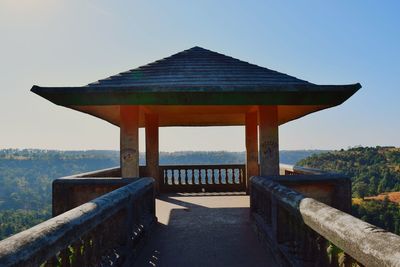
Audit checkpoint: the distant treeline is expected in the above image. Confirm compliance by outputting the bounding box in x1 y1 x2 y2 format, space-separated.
297 146 400 198
297 146 400 235
0 148 323 240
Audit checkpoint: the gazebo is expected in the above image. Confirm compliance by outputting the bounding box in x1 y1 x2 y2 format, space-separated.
31 46 360 192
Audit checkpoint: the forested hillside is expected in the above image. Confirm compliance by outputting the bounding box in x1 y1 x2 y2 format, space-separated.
2 147 399 239
0 149 120 239
297 146 400 235
297 146 400 198
0 149 321 240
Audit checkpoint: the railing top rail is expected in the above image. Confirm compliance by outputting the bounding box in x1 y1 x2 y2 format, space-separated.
251 176 400 267
265 174 350 184
159 164 245 169
0 177 154 267
61 166 121 179
279 163 335 175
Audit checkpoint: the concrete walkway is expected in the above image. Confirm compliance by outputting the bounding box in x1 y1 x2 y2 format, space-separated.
134 193 275 267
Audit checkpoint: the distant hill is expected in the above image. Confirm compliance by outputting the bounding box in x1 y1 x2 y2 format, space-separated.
0 148 323 240
158 150 325 165
297 146 400 236
0 149 324 210
297 146 400 198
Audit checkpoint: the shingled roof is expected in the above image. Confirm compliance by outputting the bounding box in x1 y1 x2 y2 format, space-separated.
87 46 312 88
31 46 360 106
31 46 361 127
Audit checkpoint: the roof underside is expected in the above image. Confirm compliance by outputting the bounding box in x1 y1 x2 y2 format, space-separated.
31 46 361 127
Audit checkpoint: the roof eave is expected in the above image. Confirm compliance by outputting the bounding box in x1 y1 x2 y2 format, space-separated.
31 83 361 106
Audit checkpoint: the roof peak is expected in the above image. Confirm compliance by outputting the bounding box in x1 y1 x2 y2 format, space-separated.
187 46 208 50
87 46 312 88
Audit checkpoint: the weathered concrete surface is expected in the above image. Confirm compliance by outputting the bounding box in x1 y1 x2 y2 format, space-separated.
0 178 156 267
134 193 275 267
300 198 400 267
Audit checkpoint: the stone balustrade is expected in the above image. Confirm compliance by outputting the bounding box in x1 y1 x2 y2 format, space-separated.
159 164 246 193
250 175 400 267
2 164 400 267
0 178 156 267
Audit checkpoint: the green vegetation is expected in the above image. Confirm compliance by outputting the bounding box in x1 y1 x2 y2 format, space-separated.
297 146 400 198
352 197 400 235
297 146 400 235
0 149 119 240
0 148 321 240
0 209 51 239
2 147 400 239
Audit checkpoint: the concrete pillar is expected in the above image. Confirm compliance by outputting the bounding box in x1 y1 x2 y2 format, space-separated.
120 106 139 178
245 111 259 193
145 113 159 191
259 106 279 176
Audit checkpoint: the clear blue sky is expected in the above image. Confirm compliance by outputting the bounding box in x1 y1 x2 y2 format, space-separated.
0 1 399 151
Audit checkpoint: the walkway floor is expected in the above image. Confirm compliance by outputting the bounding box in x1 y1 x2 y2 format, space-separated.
134 193 276 267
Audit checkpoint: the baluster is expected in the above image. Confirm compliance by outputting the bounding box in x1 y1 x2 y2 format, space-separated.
287 215 296 255
197 169 201 185
186 168 190 184
44 255 58 267
60 247 71 267
234 168 238 184
205 168 212 184
173 169 178 185
220 168 225 184
72 240 83 267
83 235 92 267
240 167 244 185
177 168 181 185
170 169 174 185
339 252 356 267
167 169 170 185
304 229 314 263
91 231 101 265
327 243 340 267
200 168 204 185
316 235 330 266
194 169 198 185
171 169 175 185
298 224 309 263
198 169 203 185
180 169 184 185
293 221 302 259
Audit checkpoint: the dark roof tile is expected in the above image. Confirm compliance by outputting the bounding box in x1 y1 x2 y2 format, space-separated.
87 46 311 88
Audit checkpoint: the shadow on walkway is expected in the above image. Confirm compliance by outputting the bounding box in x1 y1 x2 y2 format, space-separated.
134 193 275 267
